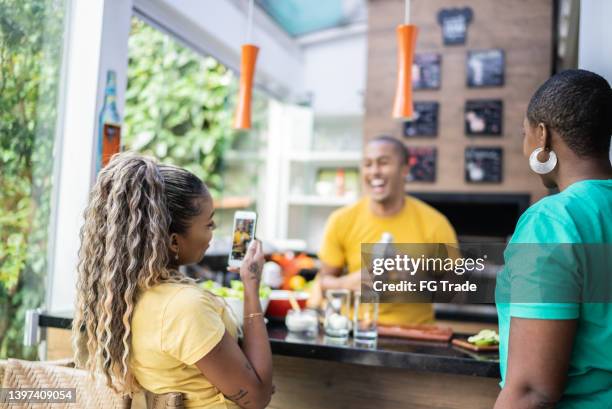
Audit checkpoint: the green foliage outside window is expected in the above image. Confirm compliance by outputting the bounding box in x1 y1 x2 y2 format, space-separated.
124 18 240 197
0 0 66 359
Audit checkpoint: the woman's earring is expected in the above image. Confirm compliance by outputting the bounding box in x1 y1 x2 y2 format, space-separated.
175 248 179 261
529 147 557 175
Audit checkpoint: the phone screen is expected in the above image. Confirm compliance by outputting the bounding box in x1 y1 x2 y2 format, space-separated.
231 217 256 261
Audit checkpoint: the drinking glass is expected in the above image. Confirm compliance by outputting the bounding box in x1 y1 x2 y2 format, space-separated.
324 289 351 338
353 291 378 344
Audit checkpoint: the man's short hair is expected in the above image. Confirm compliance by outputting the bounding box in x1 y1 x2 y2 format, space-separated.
368 135 409 164
527 69 612 158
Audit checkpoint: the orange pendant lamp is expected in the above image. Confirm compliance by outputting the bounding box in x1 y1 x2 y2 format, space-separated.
233 0 259 130
392 0 418 120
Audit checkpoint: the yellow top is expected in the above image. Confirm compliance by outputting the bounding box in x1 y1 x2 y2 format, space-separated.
130 283 240 409
318 196 458 325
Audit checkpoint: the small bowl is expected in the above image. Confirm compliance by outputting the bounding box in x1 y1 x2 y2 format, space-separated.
266 290 309 318
285 309 319 335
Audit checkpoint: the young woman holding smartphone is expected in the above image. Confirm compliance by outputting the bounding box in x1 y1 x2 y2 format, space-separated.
72 153 273 409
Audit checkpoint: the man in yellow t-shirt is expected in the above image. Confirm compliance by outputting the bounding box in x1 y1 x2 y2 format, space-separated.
232 222 251 257
316 135 458 326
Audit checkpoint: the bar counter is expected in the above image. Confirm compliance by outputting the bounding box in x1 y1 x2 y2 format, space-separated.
267 323 499 378
39 311 501 409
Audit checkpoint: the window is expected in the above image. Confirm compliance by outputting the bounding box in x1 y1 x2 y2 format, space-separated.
124 17 271 256
0 0 68 359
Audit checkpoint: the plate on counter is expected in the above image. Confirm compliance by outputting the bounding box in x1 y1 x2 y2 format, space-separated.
451 337 499 352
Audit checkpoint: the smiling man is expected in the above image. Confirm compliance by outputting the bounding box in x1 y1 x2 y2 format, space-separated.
316 135 458 325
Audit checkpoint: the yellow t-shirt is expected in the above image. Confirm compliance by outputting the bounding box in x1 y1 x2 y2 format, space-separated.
130 283 240 409
318 196 458 326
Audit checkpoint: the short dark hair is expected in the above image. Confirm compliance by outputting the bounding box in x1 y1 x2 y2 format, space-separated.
368 135 409 164
526 69 612 158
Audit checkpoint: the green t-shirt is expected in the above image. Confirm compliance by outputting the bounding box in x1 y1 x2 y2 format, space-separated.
496 179 612 409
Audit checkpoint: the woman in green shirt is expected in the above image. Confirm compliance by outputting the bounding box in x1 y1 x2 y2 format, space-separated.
494 69 612 409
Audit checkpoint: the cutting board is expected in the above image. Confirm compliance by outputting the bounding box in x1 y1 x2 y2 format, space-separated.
451 338 499 352
378 324 453 342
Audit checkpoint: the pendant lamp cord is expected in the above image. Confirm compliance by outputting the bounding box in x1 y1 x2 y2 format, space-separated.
405 0 411 24
246 0 254 44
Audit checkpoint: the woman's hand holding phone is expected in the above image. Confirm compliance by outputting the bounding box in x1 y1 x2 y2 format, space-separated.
238 239 264 294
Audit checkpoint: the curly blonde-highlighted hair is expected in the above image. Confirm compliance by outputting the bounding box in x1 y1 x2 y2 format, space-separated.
72 152 209 395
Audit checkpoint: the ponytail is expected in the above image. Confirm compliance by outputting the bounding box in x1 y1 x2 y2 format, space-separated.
73 152 204 394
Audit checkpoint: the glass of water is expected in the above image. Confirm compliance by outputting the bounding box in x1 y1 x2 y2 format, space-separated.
324 289 351 338
353 291 378 343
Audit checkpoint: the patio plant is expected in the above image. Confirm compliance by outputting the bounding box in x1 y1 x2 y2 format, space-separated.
0 0 65 359
123 18 239 197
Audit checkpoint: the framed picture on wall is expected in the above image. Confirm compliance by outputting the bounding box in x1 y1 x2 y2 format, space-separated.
413 53 442 90
403 102 439 137
467 49 505 87
406 147 437 182
465 147 503 183
437 7 474 46
465 100 503 136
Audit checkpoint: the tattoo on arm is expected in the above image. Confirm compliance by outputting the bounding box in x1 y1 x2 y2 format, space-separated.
248 262 260 279
227 388 249 402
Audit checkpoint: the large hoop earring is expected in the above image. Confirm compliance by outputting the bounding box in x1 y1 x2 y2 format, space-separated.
529 147 557 175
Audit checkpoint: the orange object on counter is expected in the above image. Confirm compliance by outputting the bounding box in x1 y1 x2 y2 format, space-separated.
272 252 316 290
392 24 418 120
288 275 306 291
233 44 259 130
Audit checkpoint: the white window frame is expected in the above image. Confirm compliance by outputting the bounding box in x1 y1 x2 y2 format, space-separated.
48 0 134 312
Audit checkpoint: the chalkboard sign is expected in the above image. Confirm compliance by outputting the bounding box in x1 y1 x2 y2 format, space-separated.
465 147 503 183
467 49 505 87
407 147 437 182
403 102 439 137
465 100 503 136
413 53 441 90
437 7 473 46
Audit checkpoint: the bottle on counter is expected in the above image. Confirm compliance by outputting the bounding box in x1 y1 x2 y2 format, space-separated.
373 232 394 260
380 232 393 246
97 70 122 172
364 231 394 288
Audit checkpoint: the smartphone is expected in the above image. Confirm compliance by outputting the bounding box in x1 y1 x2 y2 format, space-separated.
228 211 257 268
